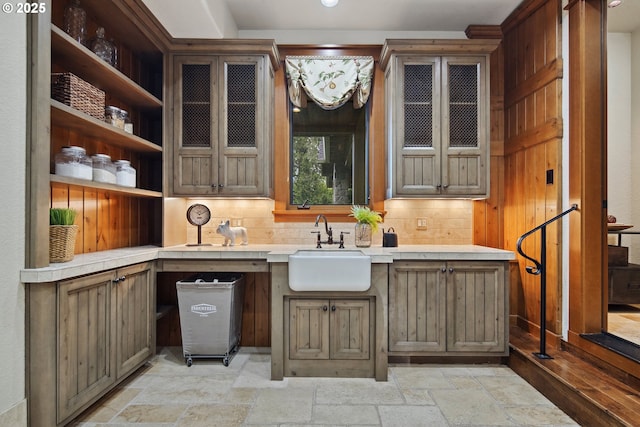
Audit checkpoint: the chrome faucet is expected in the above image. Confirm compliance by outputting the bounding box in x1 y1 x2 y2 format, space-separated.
314 214 333 245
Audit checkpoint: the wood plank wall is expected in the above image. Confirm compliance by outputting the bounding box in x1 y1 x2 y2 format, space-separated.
500 0 564 338
473 38 506 250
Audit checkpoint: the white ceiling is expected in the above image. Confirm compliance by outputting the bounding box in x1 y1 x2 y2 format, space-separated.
142 0 638 42
608 0 640 33
226 0 522 32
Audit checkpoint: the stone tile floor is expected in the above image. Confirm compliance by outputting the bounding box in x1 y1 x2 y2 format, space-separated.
70 347 579 426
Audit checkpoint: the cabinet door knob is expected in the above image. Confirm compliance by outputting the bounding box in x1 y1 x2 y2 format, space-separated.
449 267 454 273
441 267 446 273
323 305 328 311
331 305 336 312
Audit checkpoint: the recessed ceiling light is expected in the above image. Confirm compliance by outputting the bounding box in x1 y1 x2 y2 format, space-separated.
321 0 339 7
608 0 622 8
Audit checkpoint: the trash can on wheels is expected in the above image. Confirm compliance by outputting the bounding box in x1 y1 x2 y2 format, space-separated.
176 273 245 367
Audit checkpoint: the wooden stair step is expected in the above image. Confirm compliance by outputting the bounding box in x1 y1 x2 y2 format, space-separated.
509 327 640 427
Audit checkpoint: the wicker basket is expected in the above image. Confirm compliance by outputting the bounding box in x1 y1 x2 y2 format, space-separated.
49 225 79 263
51 72 105 120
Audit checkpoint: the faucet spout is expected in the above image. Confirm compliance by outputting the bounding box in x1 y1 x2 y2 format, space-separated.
314 214 329 234
314 214 333 244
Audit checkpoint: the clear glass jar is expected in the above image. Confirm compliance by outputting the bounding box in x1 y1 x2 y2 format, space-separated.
63 0 86 45
115 160 136 187
124 117 134 134
55 146 92 180
354 222 372 248
105 106 127 129
90 27 117 66
91 154 117 184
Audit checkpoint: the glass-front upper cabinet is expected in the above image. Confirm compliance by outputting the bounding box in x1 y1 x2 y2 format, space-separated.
171 53 275 197
382 39 498 198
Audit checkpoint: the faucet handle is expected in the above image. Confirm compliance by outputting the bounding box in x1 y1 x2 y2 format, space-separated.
311 231 322 248
339 231 350 248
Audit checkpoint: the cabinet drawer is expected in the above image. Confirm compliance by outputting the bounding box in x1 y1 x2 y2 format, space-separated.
609 265 640 304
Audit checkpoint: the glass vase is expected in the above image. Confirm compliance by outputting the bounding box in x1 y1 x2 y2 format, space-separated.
354 223 372 248
90 27 117 67
63 0 87 45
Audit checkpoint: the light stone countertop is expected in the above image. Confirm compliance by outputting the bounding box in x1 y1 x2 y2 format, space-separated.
21 244 515 283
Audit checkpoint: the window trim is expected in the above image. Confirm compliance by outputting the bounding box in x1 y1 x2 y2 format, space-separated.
272 45 386 223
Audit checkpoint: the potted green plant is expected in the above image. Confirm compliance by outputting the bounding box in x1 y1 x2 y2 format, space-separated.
350 205 382 247
49 208 78 263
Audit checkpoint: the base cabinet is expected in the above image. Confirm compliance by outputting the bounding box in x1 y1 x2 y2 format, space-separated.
285 297 374 377
289 298 370 361
29 262 155 426
271 263 389 382
57 269 116 423
389 261 507 356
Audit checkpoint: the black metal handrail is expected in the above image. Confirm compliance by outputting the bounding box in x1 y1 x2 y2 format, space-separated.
516 203 579 359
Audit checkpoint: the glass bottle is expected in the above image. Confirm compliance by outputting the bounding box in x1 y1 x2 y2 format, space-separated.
63 0 87 45
90 27 116 67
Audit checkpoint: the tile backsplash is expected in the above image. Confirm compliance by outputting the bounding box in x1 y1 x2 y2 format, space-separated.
183 198 472 247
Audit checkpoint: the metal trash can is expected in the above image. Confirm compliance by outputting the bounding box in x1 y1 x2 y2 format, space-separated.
176 273 245 367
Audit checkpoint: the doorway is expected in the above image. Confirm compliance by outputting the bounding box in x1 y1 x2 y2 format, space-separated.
606 1 640 346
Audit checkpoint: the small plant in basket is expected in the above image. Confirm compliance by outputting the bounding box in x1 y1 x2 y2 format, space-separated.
50 208 77 225
49 208 78 263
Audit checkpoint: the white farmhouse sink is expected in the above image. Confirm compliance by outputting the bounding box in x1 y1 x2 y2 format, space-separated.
288 250 371 292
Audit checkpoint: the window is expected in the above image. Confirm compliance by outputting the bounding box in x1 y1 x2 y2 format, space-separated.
290 100 368 206
272 46 384 222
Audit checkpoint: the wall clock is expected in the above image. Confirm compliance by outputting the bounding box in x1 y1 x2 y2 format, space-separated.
186 203 212 246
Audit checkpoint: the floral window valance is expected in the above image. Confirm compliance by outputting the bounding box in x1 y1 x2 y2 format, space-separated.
285 56 374 110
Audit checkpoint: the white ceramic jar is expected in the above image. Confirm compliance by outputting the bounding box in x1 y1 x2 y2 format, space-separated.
115 159 136 187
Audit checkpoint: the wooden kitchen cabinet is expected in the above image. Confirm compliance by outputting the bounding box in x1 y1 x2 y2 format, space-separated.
389 262 446 352
29 262 155 426
389 260 508 356
381 40 498 198
57 269 116 423
289 298 370 361
271 262 388 381
113 263 155 377
284 296 374 377
171 53 275 196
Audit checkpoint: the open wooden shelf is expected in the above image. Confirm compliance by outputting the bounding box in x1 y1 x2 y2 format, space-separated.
51 100 162 153
51 174 163 198
51 25 162 109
